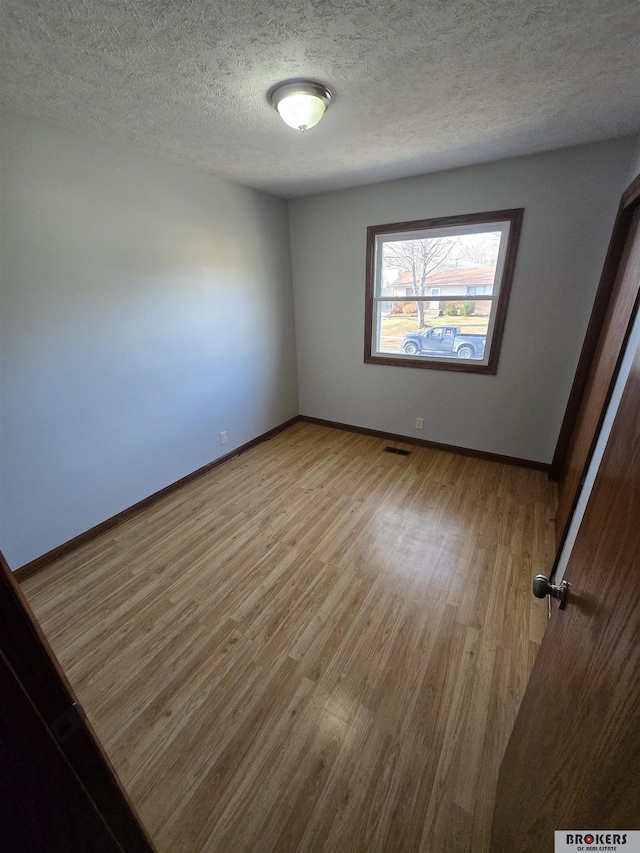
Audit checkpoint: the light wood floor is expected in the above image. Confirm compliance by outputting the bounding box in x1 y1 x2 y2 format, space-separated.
22 422 557 852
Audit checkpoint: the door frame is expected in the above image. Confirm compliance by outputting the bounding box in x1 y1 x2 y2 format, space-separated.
549 172 640 566
0 550 155 851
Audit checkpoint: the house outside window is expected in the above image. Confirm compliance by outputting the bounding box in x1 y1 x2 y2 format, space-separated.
364 209 524 374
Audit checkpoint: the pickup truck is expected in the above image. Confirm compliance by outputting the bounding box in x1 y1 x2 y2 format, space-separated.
402 326 486 359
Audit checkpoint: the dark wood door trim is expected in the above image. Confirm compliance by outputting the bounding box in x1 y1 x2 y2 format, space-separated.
550 172 640 481
0 550 155 851
550 286 640 580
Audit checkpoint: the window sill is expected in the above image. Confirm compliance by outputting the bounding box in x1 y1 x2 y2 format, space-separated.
364 353 497 374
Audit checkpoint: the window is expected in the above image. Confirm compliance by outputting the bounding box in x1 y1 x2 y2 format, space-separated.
365 209 523 373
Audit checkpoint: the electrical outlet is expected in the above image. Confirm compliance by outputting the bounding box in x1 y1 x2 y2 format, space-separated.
415 418 424 430
220 431 227 445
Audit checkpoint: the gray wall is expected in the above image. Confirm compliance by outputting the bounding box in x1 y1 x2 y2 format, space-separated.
289 137 636 464
0 113 298 569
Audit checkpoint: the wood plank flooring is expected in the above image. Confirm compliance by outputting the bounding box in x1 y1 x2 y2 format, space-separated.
22 422 557 852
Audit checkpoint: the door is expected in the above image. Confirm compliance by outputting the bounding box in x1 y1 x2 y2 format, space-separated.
552 174 640 549
491 305 640 849
1 648 121 850
0 551 155 851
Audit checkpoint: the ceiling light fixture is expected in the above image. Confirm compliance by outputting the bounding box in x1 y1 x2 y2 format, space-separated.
270 80 332 132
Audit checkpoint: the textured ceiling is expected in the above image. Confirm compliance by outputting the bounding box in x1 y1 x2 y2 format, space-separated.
1 0 639 197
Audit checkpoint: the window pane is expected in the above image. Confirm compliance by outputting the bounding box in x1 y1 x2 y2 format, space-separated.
380 231 502 300
377 300 490 358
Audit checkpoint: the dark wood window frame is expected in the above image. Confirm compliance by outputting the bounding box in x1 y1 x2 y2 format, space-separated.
364 208 524 374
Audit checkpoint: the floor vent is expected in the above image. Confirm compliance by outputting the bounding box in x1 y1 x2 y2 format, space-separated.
384 446 411 456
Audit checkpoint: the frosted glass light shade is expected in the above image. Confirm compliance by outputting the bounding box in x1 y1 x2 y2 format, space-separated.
270 81 332 132
277 93 326 131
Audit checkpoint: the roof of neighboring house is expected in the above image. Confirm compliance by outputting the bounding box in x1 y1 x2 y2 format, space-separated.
390 267 496 288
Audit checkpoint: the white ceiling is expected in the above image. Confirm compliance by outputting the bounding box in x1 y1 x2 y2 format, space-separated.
2 0 639 198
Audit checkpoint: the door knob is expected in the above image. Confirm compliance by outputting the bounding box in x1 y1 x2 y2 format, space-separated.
532 574 570 609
